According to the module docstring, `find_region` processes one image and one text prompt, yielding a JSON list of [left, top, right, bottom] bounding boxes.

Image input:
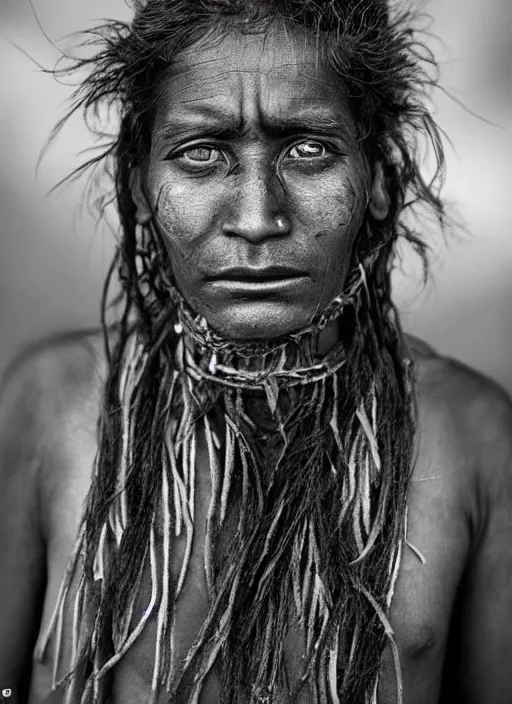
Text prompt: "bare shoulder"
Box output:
[[1, 328, 109, 443], [0, 328, 112, 531], [2, 327, 108, 402], [406, 334, 512, 518]]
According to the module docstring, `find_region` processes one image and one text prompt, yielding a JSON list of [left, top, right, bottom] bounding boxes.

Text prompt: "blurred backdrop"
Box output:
[[0, 0, 511, 390]]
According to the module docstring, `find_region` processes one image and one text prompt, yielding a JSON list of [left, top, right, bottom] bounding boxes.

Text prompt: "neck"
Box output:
[[215, 315, 346, 432]]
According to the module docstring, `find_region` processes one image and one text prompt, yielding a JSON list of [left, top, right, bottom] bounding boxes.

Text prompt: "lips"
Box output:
[[207, 266, 308, 281], [204, 266, 310, 298]]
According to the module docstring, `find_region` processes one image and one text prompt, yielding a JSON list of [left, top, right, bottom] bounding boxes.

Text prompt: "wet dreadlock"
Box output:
[[36, 1, 447, 703]]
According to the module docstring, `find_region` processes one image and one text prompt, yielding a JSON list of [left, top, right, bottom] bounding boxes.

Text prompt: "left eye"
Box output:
[[287, 141, 327, 159]]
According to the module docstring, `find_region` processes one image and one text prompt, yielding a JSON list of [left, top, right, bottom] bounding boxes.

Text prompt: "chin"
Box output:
[[201, 303, 311, 342]]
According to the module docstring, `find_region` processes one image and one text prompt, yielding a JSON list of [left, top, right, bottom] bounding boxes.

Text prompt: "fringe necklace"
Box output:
[[37, 262, 416, 704]]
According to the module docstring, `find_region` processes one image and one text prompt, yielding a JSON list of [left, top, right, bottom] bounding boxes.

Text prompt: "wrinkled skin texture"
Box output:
[[133, 25, 387, 342]]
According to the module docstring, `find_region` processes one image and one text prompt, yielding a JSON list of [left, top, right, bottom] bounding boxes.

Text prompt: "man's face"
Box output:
[[135, 24, 380, 341]]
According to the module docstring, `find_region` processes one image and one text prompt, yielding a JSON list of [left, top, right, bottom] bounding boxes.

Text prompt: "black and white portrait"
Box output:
[[0, 1, 511, 703]]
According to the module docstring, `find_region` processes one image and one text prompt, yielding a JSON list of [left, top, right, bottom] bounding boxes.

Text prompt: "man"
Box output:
[[1, 0, 511, 702]]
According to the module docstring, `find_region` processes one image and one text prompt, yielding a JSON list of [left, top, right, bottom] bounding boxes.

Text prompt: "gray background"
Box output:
[[0, 0, 511, 391]]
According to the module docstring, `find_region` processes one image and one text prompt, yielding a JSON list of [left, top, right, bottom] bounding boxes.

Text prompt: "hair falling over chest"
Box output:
[[36, 266, 416, 704]]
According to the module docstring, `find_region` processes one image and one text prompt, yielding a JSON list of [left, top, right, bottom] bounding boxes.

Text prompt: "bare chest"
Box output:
[[32, 427, 470, 704]]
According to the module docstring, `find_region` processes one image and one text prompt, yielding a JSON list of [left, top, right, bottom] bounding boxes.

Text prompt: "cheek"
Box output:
[[147, 172, 220, 273], [287, 156, 367, 228], [290, 173, 364, 265], [148, 168, 222, 243]]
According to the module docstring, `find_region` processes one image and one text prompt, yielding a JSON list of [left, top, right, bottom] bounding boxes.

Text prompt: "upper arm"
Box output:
[[454, 381, 512, 703], [0, 355, 50, 694]]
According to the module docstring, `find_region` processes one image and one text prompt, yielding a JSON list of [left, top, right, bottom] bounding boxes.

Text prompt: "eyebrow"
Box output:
[[154, 104, 352, 142], [264, 112, 346, 137]]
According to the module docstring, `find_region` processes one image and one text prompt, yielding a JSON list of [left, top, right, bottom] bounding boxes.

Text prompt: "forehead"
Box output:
[[152, 25, 356, 136]]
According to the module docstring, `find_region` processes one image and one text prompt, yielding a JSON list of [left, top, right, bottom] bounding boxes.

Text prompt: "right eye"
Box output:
[[176, 146, 223, 165]]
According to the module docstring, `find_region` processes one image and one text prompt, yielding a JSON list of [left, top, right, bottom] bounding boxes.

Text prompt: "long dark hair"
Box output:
[[37, 2, 447, 702]]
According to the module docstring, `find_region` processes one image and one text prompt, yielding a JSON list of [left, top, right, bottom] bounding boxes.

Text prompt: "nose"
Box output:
[[221, 163, 291, 243]]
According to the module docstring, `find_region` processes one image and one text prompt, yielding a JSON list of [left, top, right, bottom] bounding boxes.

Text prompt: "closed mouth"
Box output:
[[209, 267, 308, 281]]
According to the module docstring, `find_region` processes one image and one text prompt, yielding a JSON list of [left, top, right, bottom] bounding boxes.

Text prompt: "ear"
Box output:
[[368, 163, 389, 221], [130, 168, 152, 225]]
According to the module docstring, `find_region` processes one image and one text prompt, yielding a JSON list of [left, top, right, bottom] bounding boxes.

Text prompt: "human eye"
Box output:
[[286, 140, 329, 159], [175, 145, 224, 167]]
